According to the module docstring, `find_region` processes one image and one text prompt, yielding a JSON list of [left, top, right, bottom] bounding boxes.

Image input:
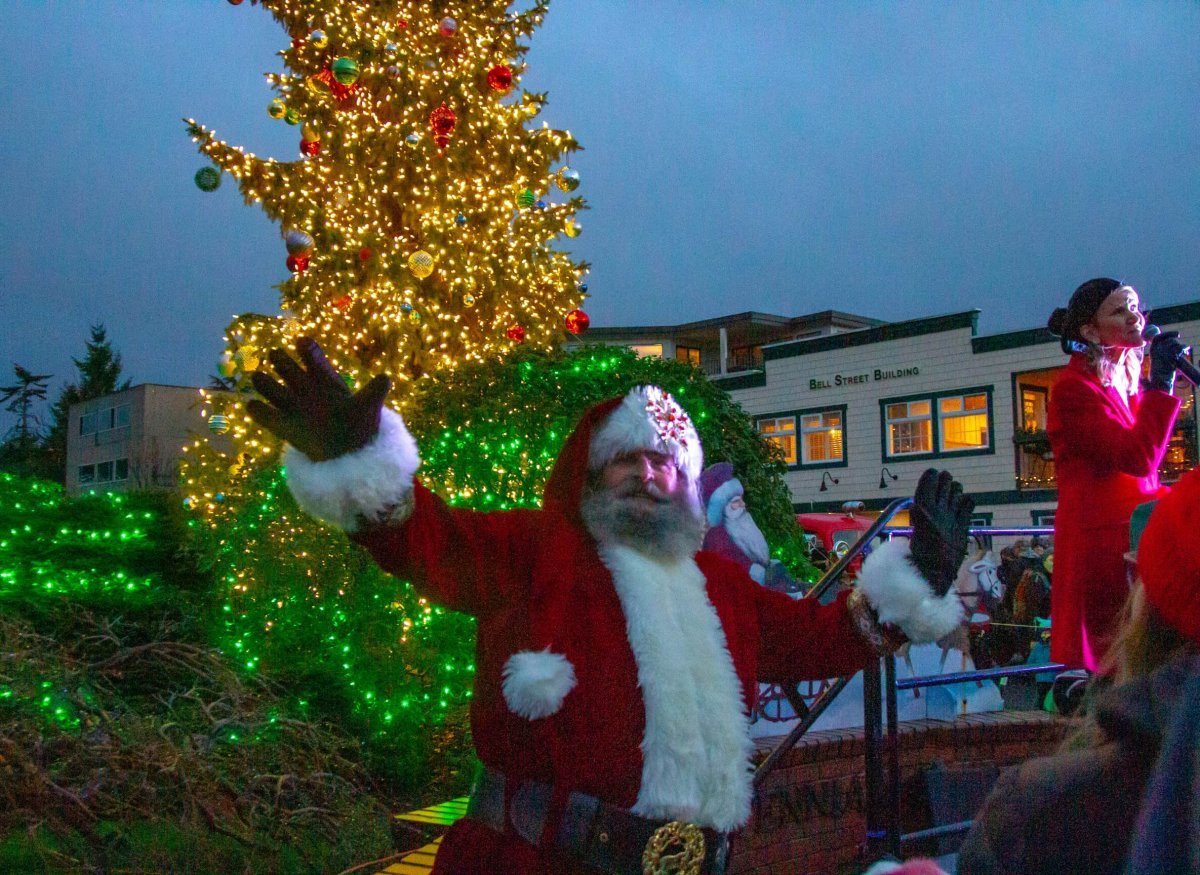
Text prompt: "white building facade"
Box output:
[[585, 302, 1200, 526]]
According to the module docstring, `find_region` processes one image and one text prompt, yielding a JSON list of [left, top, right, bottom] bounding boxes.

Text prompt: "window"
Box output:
[[939, 392, 989, 452], [78, 464, 95, 485], [758, 416, 797, 466], [676, 345, 700, 367], [885, 400, 933, 456], [630, 344, 663, 359], [80, 412, 96, 436], [800, 410, 844, 465], [1020, 386, 1048, 432], [759, 405, 847, 468], [96, 461, 113, 482], [114, 458, 129, 481], [1031, 509, 1056, 527], [115, 404, 131, 428], [881, 387, 994, 461]]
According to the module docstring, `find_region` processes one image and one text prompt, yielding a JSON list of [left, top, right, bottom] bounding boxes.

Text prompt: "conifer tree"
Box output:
[[43, 324, 131, 482]]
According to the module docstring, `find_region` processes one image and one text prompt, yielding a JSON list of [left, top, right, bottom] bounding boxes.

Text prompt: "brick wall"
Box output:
[[729, 709, 1069, 875]]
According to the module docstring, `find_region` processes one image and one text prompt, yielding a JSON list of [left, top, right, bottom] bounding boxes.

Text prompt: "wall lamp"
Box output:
[[879, 466, 899, 489], [819, 471, 839, 492]]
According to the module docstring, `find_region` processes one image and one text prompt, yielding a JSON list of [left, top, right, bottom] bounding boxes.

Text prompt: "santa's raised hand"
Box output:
[[246, 337, 390, 462]]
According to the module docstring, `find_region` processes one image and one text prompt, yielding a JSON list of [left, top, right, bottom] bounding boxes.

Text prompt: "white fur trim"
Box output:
[[283, 407, 419, 532], [856, 538, 965, 644], [598, 544, 753, 832], [705, 478, 744, 526], [589, 386, 703, 482], [501, 649, 577, 720]]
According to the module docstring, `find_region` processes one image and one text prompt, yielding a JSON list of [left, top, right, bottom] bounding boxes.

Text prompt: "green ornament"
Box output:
[[194, 167, 221, 192], [284, 107, 302, 125], [331, 57, 360, 85], [267, 99, 287, 119], [517, 188, 536, 208]]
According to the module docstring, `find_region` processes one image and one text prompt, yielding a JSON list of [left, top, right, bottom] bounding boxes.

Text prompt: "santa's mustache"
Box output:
[[613, 481, 672, 503]]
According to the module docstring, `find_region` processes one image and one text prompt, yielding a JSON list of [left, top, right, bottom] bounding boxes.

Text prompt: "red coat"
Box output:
[[351, 399, 875, 875], [1046, 355, 1179, 669]]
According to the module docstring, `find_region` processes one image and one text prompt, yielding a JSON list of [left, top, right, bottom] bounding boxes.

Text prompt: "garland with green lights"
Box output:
[[0, 473, 395, 872], [187, 346, 816, 799]]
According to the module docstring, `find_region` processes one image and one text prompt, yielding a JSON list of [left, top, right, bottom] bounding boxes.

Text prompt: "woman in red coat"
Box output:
[[1046, 277, 1183, 670]]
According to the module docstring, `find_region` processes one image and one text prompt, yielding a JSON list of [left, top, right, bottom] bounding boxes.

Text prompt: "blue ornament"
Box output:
[[534, 199, 546, 210], [214, 493, 225, 503], [578, 283, 588, 293], [455, 213, 467, 226]]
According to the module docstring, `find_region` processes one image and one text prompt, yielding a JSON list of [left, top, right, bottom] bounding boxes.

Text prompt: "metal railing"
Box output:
[[753, 511, 1066, 862]]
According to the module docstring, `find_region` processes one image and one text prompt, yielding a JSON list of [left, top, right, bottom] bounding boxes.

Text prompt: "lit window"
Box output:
[[885, 400, 933, 456], [939, 392, 989, 452], [758, 416, 797, 465], [800, 410, 844, 465], [630, 344, 663, 359], [676, 346, 700, 367]]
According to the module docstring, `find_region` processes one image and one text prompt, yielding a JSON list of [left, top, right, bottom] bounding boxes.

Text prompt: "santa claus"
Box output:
[[247, 339, 971, 875], [699, 462, 800, 593]]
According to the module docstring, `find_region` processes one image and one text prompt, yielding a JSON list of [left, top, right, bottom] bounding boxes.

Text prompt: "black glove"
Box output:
[[245, 337, 390, 462], [1148, 330, 1187, 393], [909, 469, 974, 597]]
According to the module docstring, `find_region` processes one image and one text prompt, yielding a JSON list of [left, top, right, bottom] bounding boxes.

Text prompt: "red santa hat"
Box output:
[[586, 385, 703, 483], [1137, 466, 1200, 645]]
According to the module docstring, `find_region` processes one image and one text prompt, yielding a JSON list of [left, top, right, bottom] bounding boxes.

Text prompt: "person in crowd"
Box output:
[[698, 461, 803, 594], [957, 465, 1200, 874], [1044, 277, 1184, 671], [245, 337, 973, 875]]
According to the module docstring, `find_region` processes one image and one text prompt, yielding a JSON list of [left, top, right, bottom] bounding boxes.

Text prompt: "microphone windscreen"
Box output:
[[1143, 323, 1162, 342]]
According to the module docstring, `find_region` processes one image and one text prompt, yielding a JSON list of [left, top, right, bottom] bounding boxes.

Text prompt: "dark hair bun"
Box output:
[[1047, 307, 1068, 336]]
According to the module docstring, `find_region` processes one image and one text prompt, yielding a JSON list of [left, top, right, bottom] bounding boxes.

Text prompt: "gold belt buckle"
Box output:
[[641, 820, 705, 875]]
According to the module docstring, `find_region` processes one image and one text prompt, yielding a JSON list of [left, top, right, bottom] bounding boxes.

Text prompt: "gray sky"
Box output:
[[2, 2, 1198, 431]]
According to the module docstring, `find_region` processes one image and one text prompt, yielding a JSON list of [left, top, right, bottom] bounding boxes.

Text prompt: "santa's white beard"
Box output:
[[722, 505, 770, 565], [580, 480, 705, 562]]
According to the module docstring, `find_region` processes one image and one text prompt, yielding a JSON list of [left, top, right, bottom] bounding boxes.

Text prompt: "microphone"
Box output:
[[1143, 323, 1200, 386]]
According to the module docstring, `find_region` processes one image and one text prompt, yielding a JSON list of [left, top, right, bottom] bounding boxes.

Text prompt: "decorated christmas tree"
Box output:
[[186, 0, 587, 395], [180, 0, 591, 794]]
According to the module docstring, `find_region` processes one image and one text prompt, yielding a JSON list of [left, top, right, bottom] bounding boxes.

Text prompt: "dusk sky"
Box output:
[[2, 2, 1198, 431]]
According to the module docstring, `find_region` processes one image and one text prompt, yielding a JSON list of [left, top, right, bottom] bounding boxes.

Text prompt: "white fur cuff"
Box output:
[[856, 538, 964, 644], [502, 649, 577, 720], [283, 407, 420, 532]]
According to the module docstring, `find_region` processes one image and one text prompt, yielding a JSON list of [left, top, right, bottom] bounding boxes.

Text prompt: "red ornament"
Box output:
[[313, 67, 357, 106], [333, 294, 352, 310], [487, 65, 513, 93], [435, 135, 450, 150], [227, 0, 244, 5], [358, 246, 373, 262], [299, 139, 321, 156], [286, 254, 310, 273], [397, 19, 408, 30], [565, 308, 590, 335], [506, 324, 526, 343], [429, 104, 457, 137]]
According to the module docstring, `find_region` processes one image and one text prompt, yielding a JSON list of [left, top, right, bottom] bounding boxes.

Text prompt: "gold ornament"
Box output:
[[408, 250, 435, 278], [641, 821, 705, 875], [309, 29, 328, 49], [563, 222, 582, 238], [463, 294, 476, 307]]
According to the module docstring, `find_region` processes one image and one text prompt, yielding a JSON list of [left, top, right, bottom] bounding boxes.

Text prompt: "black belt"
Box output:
[[467, 767, 728, 875]]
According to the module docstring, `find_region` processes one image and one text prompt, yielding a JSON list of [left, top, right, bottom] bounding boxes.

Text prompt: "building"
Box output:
[[66, 384, 208, 496], [581, 302, 1200, 527]]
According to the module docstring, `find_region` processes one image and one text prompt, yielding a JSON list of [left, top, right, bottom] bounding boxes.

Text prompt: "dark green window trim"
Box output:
[[757, 404, 849, 471], [1030, 509, 1056, 526], [878, 385, 996, 463]]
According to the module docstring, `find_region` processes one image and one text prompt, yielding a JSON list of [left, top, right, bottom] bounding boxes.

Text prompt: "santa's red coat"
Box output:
[[348, 399, 876, 875], [1047, 354, 1179, 669]]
